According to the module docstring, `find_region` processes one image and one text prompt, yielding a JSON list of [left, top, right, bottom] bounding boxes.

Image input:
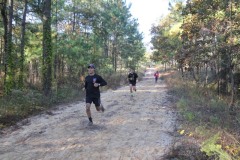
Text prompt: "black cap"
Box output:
[[88, 64, 95, 69]]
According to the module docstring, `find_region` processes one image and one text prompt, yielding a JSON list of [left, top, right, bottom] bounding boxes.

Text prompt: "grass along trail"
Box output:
[[0, 68, 177, 159]]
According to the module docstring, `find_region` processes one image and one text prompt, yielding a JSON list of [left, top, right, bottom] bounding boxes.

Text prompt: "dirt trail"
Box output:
[[0, 68, 177, 160]]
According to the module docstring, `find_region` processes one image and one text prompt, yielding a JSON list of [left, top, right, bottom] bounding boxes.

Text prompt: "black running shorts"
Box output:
[[129, 82, 136, 86], [86, 97, 101, 106]]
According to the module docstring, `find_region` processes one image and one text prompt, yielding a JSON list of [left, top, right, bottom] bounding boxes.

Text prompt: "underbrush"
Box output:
[[0, 87, 83, 129], [99, 69, 145, 90], [164, 71, 240, 160]]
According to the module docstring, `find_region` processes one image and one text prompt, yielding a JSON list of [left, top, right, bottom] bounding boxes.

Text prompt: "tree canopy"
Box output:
[[0, 0, 146, 95], [151, 0, 240, 102]]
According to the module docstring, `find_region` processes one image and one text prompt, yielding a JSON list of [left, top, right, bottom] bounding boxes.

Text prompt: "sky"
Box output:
[[125, 0, 170, 51]]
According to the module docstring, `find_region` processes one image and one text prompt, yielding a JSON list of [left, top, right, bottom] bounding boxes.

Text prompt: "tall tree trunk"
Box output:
[[104, 40, 108, 57], [114, 52, 117, 72], [1, 1, 8, 93], [229, 0, 235, 108], [112, 35, 118, 72], [205, 63, 208, 86], [229, 64, 234, 107], [42, 0, 52, 96], [0, 37, 2, 77], [8, 0, 14, 89], [114, 41, 118, 72], [112, 43, 115, 70], [2, 0, 14, 94], [19, 0, 28, 89], [54, 55, 57, 79], [53, 0, 59, 90], [72, 0, 76, 32], [219, 48, 228, 95]]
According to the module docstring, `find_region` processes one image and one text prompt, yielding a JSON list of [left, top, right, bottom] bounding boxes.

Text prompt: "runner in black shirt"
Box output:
[[84, 64, 107, 126], [128, 69, 138, 96]]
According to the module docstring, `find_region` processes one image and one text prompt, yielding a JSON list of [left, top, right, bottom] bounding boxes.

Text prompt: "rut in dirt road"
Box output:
[[0, 69, 177, 160]]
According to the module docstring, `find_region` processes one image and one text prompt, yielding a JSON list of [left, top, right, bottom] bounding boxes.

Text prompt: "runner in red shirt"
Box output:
[[154, 71, 160, 83]]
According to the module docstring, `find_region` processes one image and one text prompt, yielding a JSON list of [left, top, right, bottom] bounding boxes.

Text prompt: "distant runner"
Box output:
[[154, 71, 160, 83], [128, 69, 138, 96], [84, 64, 107, 126]]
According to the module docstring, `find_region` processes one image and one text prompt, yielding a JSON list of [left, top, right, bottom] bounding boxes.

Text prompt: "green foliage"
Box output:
[[195, 125, 210, 137], [209, 115, 220, 125], [165, 71, 240, 159], [0, 0, 146, 96], [153, 0, 240, 97], [150, 1, 183, 63], [209, 99, 227, 113], [201, 133, 232, 160], [177, 98, 196, 121], [0, 89, 44, 128], [52, 87, 82, 104], [184, 111, 196, 122], [176, 98, 188, 112], [104, 73, 127, 89], [0, 87, 83, 127]]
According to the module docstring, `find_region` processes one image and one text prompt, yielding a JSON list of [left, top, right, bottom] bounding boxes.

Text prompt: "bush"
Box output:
[[176, 98, 188, 112], [164, 70, 240, 160], [201, 133, 232, 160], [209, 115, 220, 125], [184, 111, 196, 122], [0, 87, 83, 128]]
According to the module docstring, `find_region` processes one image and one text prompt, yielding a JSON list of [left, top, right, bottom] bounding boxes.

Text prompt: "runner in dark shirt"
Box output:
[[84, 64, 107, 126], [128, 69, 138, 96]]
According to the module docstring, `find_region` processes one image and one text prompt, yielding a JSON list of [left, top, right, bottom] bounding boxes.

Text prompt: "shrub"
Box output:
[[209, 115, 221, 126], [184, 111, 196, 122], [176, 98, 188, 112], [201, 133, 232, 160], [164, 70, 240, 159]]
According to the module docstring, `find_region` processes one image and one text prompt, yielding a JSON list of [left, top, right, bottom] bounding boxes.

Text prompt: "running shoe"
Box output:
[[88, 121, 93, 126], [100, 104, 105, 112]]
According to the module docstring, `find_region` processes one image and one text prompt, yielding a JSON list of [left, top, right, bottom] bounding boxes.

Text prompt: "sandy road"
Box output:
[[0, 68, 177, 160]]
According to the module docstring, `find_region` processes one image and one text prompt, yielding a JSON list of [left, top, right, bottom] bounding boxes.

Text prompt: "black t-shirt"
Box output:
[[128, 72, 138, 83], [84, 74, 107, 98]]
